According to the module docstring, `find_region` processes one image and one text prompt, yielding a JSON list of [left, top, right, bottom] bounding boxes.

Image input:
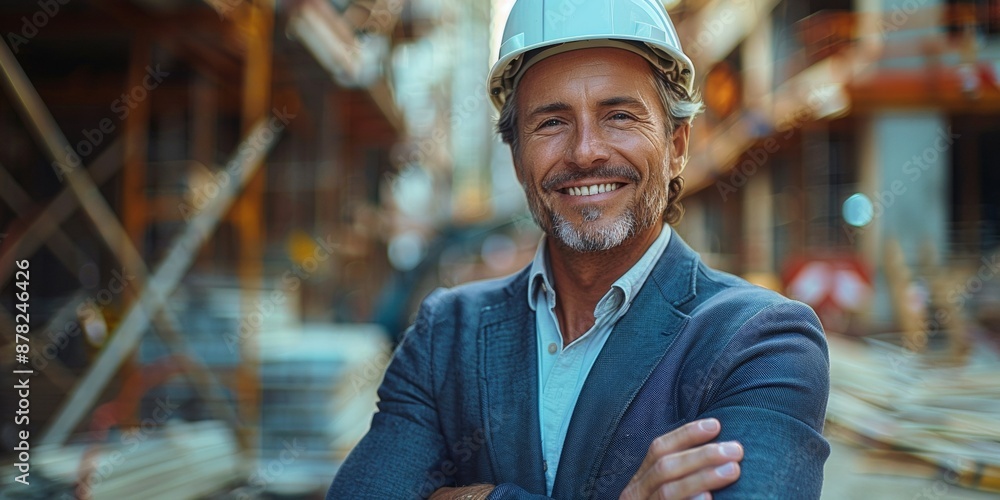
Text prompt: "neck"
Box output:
[[547, 223, 664, 344]]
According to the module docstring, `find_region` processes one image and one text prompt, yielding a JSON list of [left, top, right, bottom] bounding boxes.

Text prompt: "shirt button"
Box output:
[[548, 343, 558, 354]]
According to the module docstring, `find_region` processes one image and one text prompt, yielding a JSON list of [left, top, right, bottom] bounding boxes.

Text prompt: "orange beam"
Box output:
[[849, 68, 1000, 111], [119, 34, 154, 428], [121, 35, 152, 259], [232, 0, 273, 454]]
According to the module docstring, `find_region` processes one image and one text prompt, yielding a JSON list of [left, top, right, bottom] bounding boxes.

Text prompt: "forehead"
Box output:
[[515, 47, 658, 110]]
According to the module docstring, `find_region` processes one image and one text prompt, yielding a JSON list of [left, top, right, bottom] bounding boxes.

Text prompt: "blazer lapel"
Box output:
[[479, 272, 547, 493], [552, 234, 700, 498]]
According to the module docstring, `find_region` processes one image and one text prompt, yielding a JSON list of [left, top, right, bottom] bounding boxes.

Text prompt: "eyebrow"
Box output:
[[526, 96, 648, 121], [527, 101, 571, 120], [597, 96, 647, 109]]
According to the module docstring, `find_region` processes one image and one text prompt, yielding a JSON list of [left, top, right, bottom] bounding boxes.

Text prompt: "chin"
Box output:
[[551, 214, 636, 253]]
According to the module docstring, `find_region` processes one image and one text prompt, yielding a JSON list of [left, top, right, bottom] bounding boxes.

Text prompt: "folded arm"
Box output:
[[618, 300, 829, 500], [327, 291, 455, 499], [694, 301, 831, 499], [327, 291, 551, 500]]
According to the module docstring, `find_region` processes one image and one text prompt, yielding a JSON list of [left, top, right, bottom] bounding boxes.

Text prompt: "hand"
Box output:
[[619, 418, 743, 500], [429, 484, 495, 500]]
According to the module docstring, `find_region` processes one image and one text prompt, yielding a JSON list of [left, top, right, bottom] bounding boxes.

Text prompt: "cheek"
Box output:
[[518, 145, 558, 184], [514, 159, 534, 185], [512, 160, 526, 185], [613, 127, 665, 158], [619, 139, 669, 179]]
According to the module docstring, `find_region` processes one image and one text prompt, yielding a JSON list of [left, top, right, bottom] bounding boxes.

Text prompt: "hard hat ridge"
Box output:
[[488, 0, 695, 110]]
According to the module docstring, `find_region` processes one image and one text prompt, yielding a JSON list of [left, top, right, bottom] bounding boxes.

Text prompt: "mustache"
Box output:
[[541, 165, 641, 191]]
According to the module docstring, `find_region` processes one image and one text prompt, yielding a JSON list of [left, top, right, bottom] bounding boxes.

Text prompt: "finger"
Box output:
[[633, 419, 722, 479], [653, 462, 741, 500], [631, 441, 742, 499]]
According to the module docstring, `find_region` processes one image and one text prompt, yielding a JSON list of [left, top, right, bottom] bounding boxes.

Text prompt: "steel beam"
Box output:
[[1, 36, 279, 446], [0, 165, 92, 283], [40, 115, 281, 446], [0, 139, 123, 289], [0, 162, 241, 429]]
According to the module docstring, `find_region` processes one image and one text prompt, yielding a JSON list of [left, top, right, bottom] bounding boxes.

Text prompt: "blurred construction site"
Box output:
[[0, 0, 998, 498]]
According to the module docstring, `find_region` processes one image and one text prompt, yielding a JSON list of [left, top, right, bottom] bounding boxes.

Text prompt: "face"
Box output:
[[513, 48, 689, 253]]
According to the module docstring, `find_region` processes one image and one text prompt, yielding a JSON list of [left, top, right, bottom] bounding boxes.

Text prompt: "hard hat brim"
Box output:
[[488, 36, 694, 111]]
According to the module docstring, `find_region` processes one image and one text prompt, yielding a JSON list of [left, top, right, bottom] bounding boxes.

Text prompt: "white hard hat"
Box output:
[[488, 0, 695, 111]]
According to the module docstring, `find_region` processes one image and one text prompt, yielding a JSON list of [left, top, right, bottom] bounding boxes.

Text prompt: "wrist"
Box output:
[[429, 484, 496, 500], [460, 484, 495, 500]]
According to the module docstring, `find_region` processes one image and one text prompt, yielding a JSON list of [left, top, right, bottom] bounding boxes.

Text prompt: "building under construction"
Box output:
[[1, 0, 999, 498]]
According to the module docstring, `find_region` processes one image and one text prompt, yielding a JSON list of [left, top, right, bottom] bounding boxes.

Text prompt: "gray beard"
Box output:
[[520, 163, 667, 253], [550, 206, 637, 252]]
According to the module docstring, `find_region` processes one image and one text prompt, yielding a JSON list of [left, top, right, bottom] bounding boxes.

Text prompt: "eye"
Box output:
[[539, 118, 563, 128], [610, 112, 634, 121]]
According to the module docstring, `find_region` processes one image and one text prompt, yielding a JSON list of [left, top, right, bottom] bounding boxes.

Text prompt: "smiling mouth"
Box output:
[[561, 183, 624, 197]]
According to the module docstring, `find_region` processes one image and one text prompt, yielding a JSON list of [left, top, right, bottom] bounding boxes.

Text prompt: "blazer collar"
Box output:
[[479, 266, 547, 493], [552, 232, 700, 498], [648, 229, 700, 308]]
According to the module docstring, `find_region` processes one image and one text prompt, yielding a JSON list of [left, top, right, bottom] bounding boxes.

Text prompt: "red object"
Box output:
[[782, 256, 873, 313]]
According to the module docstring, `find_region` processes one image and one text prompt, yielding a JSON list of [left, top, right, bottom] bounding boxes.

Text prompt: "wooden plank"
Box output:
[[32, 420, 242, 499], [826, 335, 1000, 493]]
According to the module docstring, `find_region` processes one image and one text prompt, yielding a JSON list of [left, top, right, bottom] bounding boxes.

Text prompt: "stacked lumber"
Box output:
[[256, 323, 390, 496], [2, 420, 243, 499], [826, 334, 1000, 492]]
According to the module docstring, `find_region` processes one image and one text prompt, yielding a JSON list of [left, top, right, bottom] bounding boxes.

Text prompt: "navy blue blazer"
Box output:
[[328, 234, 830, 499]]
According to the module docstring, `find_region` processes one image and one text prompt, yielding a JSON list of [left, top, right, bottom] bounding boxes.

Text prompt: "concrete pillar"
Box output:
[[743, 167, 774, 274], [868, 111, 952, 325], [451, 1, 493, 220]]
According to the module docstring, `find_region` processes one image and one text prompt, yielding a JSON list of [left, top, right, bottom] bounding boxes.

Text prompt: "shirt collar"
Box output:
[[526, 225, 673, 315], [527, 237, 553, 312]]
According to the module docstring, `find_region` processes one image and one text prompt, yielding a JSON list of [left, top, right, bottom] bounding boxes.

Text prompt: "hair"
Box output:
[[496, 61, 704, 225]]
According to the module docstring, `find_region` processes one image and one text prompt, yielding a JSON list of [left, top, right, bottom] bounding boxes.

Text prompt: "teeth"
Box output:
[[566, 183, 621, 196]]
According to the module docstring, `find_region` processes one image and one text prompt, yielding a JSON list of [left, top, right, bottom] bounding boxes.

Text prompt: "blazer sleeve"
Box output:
[[697, 300, 831, 500], [327, 291, 453, 499]]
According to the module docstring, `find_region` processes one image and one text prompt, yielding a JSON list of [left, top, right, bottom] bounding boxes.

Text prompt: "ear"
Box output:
[[669, 121, 691, 177]]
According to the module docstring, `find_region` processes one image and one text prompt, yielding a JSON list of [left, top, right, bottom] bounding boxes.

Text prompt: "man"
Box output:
[[328, 0, 830, 498]]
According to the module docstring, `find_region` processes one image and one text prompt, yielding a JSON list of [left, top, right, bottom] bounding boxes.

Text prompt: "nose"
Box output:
[[566, 116, 611, 169]]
